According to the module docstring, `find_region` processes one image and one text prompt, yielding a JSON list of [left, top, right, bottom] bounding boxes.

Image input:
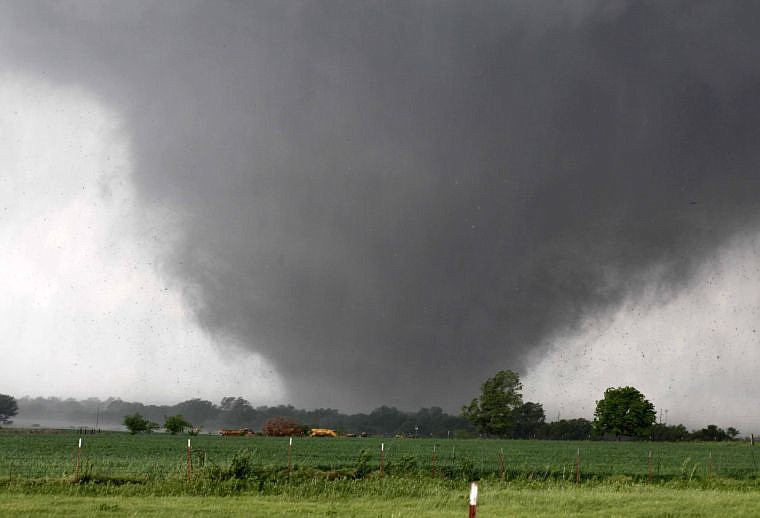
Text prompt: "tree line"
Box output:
[[10, 395, 474, 437], [0, 377, 744, 441], [460, 370, 742, 441]]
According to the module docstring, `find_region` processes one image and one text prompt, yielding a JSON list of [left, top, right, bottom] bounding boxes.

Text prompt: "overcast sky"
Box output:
[[2, 1, 760, 431]]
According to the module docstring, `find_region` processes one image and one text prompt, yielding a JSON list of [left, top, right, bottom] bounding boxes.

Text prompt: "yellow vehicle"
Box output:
[[309, 428, 337, 437]]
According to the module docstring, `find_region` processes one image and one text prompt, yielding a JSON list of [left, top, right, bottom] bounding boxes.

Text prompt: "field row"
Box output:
[[1, 432, 758, 482]]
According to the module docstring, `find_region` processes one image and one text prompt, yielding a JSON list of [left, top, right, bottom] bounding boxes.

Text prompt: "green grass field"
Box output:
[[3, 483, 760, 517], [2, 431, 760, 516], [1, 431, 757, 481]]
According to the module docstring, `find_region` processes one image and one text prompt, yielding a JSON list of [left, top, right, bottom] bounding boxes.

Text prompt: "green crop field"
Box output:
[[1, 430, 758, 481], [2, 430, 760, 516]]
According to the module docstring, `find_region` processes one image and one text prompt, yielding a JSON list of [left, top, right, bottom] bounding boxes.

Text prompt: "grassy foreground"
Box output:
[[2, 484, 760, 517]]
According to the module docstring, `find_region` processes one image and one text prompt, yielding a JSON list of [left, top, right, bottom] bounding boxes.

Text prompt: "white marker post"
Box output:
[[75, 437, 82, 481], [380, 442, 385, 476], [288, 436, 293, 477], [468, 482, 478, 518], [186, 438, 192, 481]]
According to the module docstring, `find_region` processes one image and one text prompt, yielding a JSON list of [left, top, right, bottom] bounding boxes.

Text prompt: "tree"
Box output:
[[0, 394, 18, 424], [262, 416, 304, 437], [365, 406, 407, 435], [691, 424, 730, 441], [172, 399, 218, 426], [462, 370, 524, 437], [593, 386, 656, 439], [538, 418, 593, 440], [164, 414, 192, 435], [123, 413, 159, 434], [650, 423, 689, 441], [218, 397, 259, 428], [512, 402, 546, 439]]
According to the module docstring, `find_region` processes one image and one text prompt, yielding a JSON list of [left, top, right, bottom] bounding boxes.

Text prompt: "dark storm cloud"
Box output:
[[3, 1, 760, 409]]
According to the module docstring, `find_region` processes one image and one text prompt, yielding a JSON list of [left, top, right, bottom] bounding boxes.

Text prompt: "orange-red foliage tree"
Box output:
[[262, 416, 304, 437]]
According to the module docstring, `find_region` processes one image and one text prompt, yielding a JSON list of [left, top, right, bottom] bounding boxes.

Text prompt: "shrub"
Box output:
[[394, 454, 418, 475], [354, 449, 372, 479], [227, 449, 256, 480], [123, 413, 159, 434], [164, 414, 192, 435]]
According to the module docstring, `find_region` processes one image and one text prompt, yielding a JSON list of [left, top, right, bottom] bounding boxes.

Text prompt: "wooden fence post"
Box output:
[[648, 451, 653, 483], [575, 448, 580, 484]]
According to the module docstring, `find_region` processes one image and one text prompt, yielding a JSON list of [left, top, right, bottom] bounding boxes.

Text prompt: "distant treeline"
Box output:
[[18, 396, 475, 437], [14, 396, 740, 441], [17, 396, 590, 438]]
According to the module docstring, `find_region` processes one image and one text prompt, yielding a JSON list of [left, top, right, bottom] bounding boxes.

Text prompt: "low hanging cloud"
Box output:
[[524, 230, 760, 432], [0, 74, 283, 404], [1, 2, 760, 414]]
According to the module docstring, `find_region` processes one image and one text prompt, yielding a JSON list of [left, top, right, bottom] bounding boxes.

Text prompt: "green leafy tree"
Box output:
[[123, 413, 159, 434], [164, 414, 192, 435], [691, 424, 731, 441], [0, 394, 18, 424], [462, 370, 524, 437], [218, 397, 258, 428], [538, 418, 593, 440], [650, 423, 689, 441], [593, 386, 656, 439], [512, 402, 546, 439], [172, 399, 218, 426]]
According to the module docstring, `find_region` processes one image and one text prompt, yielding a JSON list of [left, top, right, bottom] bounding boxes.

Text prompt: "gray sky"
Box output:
[[2, 1, 760, 430]]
